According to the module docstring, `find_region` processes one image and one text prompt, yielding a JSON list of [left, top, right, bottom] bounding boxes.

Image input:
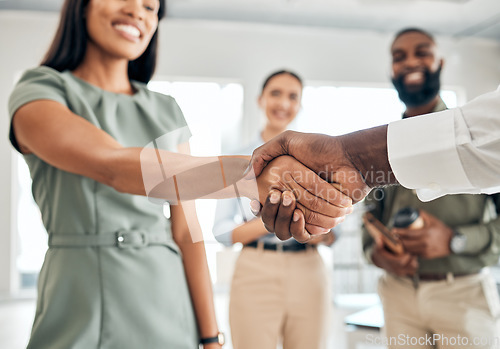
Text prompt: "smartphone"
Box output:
[[363, 212, 404, 255]]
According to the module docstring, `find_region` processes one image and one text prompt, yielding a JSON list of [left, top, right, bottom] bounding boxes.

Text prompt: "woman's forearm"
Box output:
[[231, 219, 270, 245], [171, 205, 220, 341], [178, 241, 220, 339], [13, 101, 254, 202], [106, 147, 252, 201]]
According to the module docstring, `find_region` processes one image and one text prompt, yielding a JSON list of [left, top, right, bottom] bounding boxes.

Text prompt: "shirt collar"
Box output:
[[402, 96, 447, 119]]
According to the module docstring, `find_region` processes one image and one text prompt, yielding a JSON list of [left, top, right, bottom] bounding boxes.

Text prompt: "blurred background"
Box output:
[[1, 1, 499, 348]]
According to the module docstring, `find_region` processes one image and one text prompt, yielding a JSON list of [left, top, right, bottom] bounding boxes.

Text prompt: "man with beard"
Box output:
[[361, 28, 500, 348]]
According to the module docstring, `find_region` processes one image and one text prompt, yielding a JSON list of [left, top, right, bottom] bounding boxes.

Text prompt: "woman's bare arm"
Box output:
[[13, 100, 352, 231]]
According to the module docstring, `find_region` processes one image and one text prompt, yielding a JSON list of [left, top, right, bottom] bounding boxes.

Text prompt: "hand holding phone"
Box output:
[[363, 212, 404, 255]]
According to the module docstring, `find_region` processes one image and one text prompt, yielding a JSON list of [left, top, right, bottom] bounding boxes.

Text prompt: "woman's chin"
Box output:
[[269, 119, 291, 130]]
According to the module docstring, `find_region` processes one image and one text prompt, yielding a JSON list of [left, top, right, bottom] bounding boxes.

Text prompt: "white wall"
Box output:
[[1, 11, 499, 295]]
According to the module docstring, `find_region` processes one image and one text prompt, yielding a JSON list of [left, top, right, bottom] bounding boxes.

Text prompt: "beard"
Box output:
[[391, 66, 442, 108]]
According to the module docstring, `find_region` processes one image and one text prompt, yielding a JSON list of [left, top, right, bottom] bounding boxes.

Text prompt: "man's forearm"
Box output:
[[338, 125, 397, 187]]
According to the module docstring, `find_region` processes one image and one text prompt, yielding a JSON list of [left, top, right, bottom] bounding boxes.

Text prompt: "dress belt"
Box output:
[[48, 230, 173, 249], [245, 240, 314, 252]]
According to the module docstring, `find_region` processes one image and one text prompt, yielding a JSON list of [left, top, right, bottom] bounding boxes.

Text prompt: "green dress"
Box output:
[[8, 66, 199, 349]]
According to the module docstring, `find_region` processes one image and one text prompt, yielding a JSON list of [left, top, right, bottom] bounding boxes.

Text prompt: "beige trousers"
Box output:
[[229, 246, 331, 349], [378, 271, 500, 349]]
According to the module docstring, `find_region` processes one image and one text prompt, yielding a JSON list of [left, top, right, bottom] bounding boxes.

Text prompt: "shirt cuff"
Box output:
[[455, 225, 491, 255], [387, 109, 474, 202]]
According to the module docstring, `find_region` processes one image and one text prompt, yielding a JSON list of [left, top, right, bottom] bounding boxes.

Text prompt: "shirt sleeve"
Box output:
[[168, 97, 192, 146], [455, 219, 499, 256], [154, 95, 191, 147], [8, 66, 68, 152], [388, 86, 500, 201], [8, 66, 68, 117], [213, 196, 255, 247], [212, 198, 239, 247], [454, 197, 500, 266], [458, 196, 500, 257]]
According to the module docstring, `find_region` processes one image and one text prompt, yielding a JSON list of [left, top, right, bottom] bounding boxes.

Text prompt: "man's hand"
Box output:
[[392, 210, 453, 259], [371, 243, 419, 277]]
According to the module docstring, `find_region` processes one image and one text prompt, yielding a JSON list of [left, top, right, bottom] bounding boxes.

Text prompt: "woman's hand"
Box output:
[[307, 230, 336, 246], [250, 155, 353, 242]]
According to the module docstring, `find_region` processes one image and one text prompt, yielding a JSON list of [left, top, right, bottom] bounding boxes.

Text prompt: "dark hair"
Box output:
[[261, 70, 303, 93], [392, 27, 435, 45], [41, 0, 166, 83]]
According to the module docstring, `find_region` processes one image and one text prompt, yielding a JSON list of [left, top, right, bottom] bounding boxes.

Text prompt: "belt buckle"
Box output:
[[116, 230, 148, 248]]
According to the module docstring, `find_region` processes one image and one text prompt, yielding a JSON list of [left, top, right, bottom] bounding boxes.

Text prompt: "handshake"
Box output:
[[142, 126, 396, 243], [246, 128, 395, 242]]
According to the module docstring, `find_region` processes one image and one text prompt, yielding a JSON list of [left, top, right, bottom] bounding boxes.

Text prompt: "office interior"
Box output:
[[1, 0, 500, 348]]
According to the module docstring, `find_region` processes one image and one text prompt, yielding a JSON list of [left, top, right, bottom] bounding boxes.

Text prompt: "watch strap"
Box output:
[[200, 332, 225, 345], [200, 336, 219, 344]]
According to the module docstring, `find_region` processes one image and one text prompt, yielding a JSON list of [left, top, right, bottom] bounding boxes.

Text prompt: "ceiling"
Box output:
[[1, 0, 500, 42]]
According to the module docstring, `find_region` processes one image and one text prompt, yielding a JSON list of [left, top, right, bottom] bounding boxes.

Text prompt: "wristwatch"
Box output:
[[450, 230, 467, 254], [200, 332, 225, 346]]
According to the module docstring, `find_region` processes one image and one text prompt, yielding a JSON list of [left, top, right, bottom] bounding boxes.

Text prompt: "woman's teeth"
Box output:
[[114, 24, 140, 38]]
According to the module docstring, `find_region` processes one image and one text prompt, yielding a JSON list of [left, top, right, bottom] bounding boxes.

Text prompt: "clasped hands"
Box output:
[[247, 130, 379, 242], [249, 155, 353, 242]]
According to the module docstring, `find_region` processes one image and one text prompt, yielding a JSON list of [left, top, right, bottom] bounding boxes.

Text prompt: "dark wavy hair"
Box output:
[[261, 70, 303, 93], [41, 0, 166, 83]]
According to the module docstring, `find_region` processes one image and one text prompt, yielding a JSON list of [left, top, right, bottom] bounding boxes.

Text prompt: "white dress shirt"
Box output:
[[388, 85, 500, 201]]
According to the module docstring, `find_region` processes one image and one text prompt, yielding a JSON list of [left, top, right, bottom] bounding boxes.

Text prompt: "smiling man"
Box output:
[[390, 28, 444, 117], [362, 28, 500, 349]]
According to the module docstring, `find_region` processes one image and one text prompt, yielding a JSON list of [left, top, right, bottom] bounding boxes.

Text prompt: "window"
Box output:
[[16, 156, 47, 290], [148, 80, 245, 284], [296, 85, 458, 135]]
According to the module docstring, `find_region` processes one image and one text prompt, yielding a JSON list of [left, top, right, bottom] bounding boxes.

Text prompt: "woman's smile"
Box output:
[[113, 23, 142, 42]]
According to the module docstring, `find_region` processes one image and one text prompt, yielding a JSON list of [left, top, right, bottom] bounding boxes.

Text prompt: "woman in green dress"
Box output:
[[8, 0, 224, 347], [8, 1, 352, 348]]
